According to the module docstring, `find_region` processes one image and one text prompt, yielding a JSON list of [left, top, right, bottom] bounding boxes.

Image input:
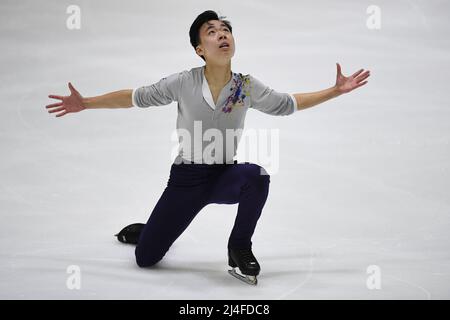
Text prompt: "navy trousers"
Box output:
[[135, 159, 271, 267]]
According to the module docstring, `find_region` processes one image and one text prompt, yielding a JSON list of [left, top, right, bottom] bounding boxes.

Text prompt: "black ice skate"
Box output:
[[115, 223, 145, 244], [228, 248, 260, 285]]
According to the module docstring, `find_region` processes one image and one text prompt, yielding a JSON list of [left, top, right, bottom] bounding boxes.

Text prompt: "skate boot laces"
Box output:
[[237, 248, 257, 264]]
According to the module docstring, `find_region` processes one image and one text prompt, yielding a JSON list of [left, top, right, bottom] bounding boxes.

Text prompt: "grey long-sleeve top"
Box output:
[[132, 65, 297, 164]]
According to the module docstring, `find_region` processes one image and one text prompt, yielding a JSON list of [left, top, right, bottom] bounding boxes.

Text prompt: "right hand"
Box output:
[[46, 82, 86, 117]]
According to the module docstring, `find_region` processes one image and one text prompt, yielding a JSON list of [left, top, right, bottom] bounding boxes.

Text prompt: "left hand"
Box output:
[[335, 63, 370, 94]]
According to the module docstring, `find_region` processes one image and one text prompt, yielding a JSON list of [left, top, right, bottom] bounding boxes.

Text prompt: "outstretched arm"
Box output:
[[46, 82, 133, 118], [293, 63, 370, 111]]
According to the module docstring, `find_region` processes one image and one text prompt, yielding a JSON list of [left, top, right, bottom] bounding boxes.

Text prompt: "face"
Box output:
[[196, 20, 235, 64]]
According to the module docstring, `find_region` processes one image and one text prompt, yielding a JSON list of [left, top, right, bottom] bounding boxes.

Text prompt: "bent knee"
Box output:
[[135, 247, 164, 268], [136, 255, 162, 268], [242, 163, 270, 182]]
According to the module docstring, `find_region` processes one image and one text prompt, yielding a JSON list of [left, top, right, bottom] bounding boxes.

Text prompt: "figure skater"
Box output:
[[45, 10, 370, 285]]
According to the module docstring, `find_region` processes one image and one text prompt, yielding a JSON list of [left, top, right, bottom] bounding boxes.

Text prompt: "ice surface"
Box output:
[[1, 0, 449, 299]]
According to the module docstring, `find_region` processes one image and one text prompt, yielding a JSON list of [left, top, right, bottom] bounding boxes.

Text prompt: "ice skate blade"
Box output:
[[228, 268, 258, 285]]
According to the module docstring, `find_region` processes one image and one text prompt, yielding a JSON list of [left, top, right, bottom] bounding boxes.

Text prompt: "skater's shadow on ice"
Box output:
[[147, 259, 359, 285], [141, 260, 225, 275], [140, 260, 243, 286]]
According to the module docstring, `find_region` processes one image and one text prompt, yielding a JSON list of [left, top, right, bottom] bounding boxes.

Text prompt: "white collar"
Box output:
[[201, 66, 234, 111], [202, 70, 216, 110]]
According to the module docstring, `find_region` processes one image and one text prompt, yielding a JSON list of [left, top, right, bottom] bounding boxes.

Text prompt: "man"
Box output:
[[46, 10, 370, 285]]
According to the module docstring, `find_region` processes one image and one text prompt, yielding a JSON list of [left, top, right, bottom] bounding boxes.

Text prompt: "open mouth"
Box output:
[[219, 43, 230, 49]]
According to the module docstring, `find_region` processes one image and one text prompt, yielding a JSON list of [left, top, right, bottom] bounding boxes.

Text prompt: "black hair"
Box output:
[[189, 10, 232, 61]]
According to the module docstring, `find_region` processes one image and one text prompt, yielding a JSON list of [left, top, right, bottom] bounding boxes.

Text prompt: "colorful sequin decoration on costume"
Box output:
[[222, 73, 251, 113]]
